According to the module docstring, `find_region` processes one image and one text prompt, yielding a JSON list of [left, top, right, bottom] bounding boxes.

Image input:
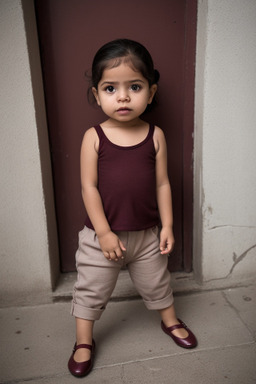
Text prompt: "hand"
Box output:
[[159, 227, 175, 255], [98, 231, 126, 261]]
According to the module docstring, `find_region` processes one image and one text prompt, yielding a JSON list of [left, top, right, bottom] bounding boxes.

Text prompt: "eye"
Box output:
[[105, 85, 115, 93], [130, 84, 141, 92]]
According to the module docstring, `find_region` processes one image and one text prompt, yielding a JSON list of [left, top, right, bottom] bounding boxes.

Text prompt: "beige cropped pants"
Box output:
[[71, 226, 174, 321]]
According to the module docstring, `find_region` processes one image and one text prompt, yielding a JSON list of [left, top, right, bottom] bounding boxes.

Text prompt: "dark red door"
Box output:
[[35, 0, 196, 273]]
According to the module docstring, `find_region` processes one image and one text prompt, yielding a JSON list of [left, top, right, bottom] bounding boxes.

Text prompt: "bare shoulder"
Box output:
[[83, 127, 98, 141], [81, 127, 99, 152], [153, 125, 165, 138], [153, 125, 166, 153]]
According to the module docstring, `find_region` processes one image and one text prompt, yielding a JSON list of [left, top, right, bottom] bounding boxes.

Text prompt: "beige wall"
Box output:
[[0, 0, 256, 305], [194, 0, 256, 284], [0, 0, 59, 305]]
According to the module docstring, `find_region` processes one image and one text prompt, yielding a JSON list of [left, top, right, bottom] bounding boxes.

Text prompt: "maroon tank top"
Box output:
[[85, 124, 159, 231]]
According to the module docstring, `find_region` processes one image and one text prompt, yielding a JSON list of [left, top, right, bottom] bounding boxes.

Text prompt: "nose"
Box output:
[[117, 89, 130, 102]]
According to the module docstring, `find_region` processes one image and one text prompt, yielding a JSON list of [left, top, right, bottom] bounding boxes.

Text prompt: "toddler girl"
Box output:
[[68, 39, 197, 378]]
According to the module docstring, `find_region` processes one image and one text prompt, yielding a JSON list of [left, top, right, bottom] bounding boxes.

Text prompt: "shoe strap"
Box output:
[[166, 320, 187, 332], [74, 343, 93, 352], [166, 323, 183, 332]]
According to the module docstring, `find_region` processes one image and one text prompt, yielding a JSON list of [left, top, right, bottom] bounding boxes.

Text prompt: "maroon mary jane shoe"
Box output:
[[161, 319, 197, 349], [68, 339, 96, 377]]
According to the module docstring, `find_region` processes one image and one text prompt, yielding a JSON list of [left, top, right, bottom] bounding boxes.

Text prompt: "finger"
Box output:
[[108, 251, 117, 260], [119, 240, 126, 252], [111, 240, 126, 260], [161, 248, 169, 255], [103, 252, 112, 261], [160, 241, 172, 255], [115, 247, 126, 260], [113, 247, 122, 258], [159, 239, 167, 252]]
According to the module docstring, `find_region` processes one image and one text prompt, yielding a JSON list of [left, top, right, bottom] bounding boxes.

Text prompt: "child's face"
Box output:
[[92, 61, 157, 123]]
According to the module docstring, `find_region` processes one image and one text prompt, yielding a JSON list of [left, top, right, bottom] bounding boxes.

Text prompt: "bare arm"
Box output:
[[154, 127, 175, 254], [80, 128, 126, 260]]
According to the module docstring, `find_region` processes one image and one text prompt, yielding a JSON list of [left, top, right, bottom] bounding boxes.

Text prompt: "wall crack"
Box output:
[[229, 244, 256, 275], [208, 225, 256, 231], [205, 244, 256, 283]]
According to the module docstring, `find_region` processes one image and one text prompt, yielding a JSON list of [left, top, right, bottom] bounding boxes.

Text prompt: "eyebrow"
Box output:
[[100, 79, 145, 86]]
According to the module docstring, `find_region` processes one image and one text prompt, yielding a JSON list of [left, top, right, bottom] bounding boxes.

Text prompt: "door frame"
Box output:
[[34, 0, 198, 274], [182, 0, 197, 272]]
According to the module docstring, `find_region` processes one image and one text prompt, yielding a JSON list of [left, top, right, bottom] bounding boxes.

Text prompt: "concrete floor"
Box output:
[[0, 283, 256, 383]]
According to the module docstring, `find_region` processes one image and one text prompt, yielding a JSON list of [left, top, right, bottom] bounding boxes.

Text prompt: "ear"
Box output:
[[148, 84, 157, 104], [92, 87, 101, 106]]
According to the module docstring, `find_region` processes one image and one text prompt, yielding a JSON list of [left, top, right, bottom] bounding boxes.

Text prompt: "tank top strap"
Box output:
[[148, 123, 155, 138], [94, 125, 106, 142]]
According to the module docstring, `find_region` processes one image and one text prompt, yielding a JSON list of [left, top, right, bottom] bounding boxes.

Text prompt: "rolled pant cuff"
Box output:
[[143, 292, 174, 311], [71, 301, 104, 321]]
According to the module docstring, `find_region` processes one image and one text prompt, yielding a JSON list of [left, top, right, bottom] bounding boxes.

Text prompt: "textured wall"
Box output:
[[0, 0, 58, 303], [194, 0, 256, 283]]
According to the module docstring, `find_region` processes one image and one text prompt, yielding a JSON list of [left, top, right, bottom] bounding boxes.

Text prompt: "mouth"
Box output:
[[117, 107, 132, 112], [116, 107, 132, 116]]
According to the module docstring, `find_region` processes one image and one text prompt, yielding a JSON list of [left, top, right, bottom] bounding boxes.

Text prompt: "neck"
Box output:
[[103, 117, 145, 129]]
